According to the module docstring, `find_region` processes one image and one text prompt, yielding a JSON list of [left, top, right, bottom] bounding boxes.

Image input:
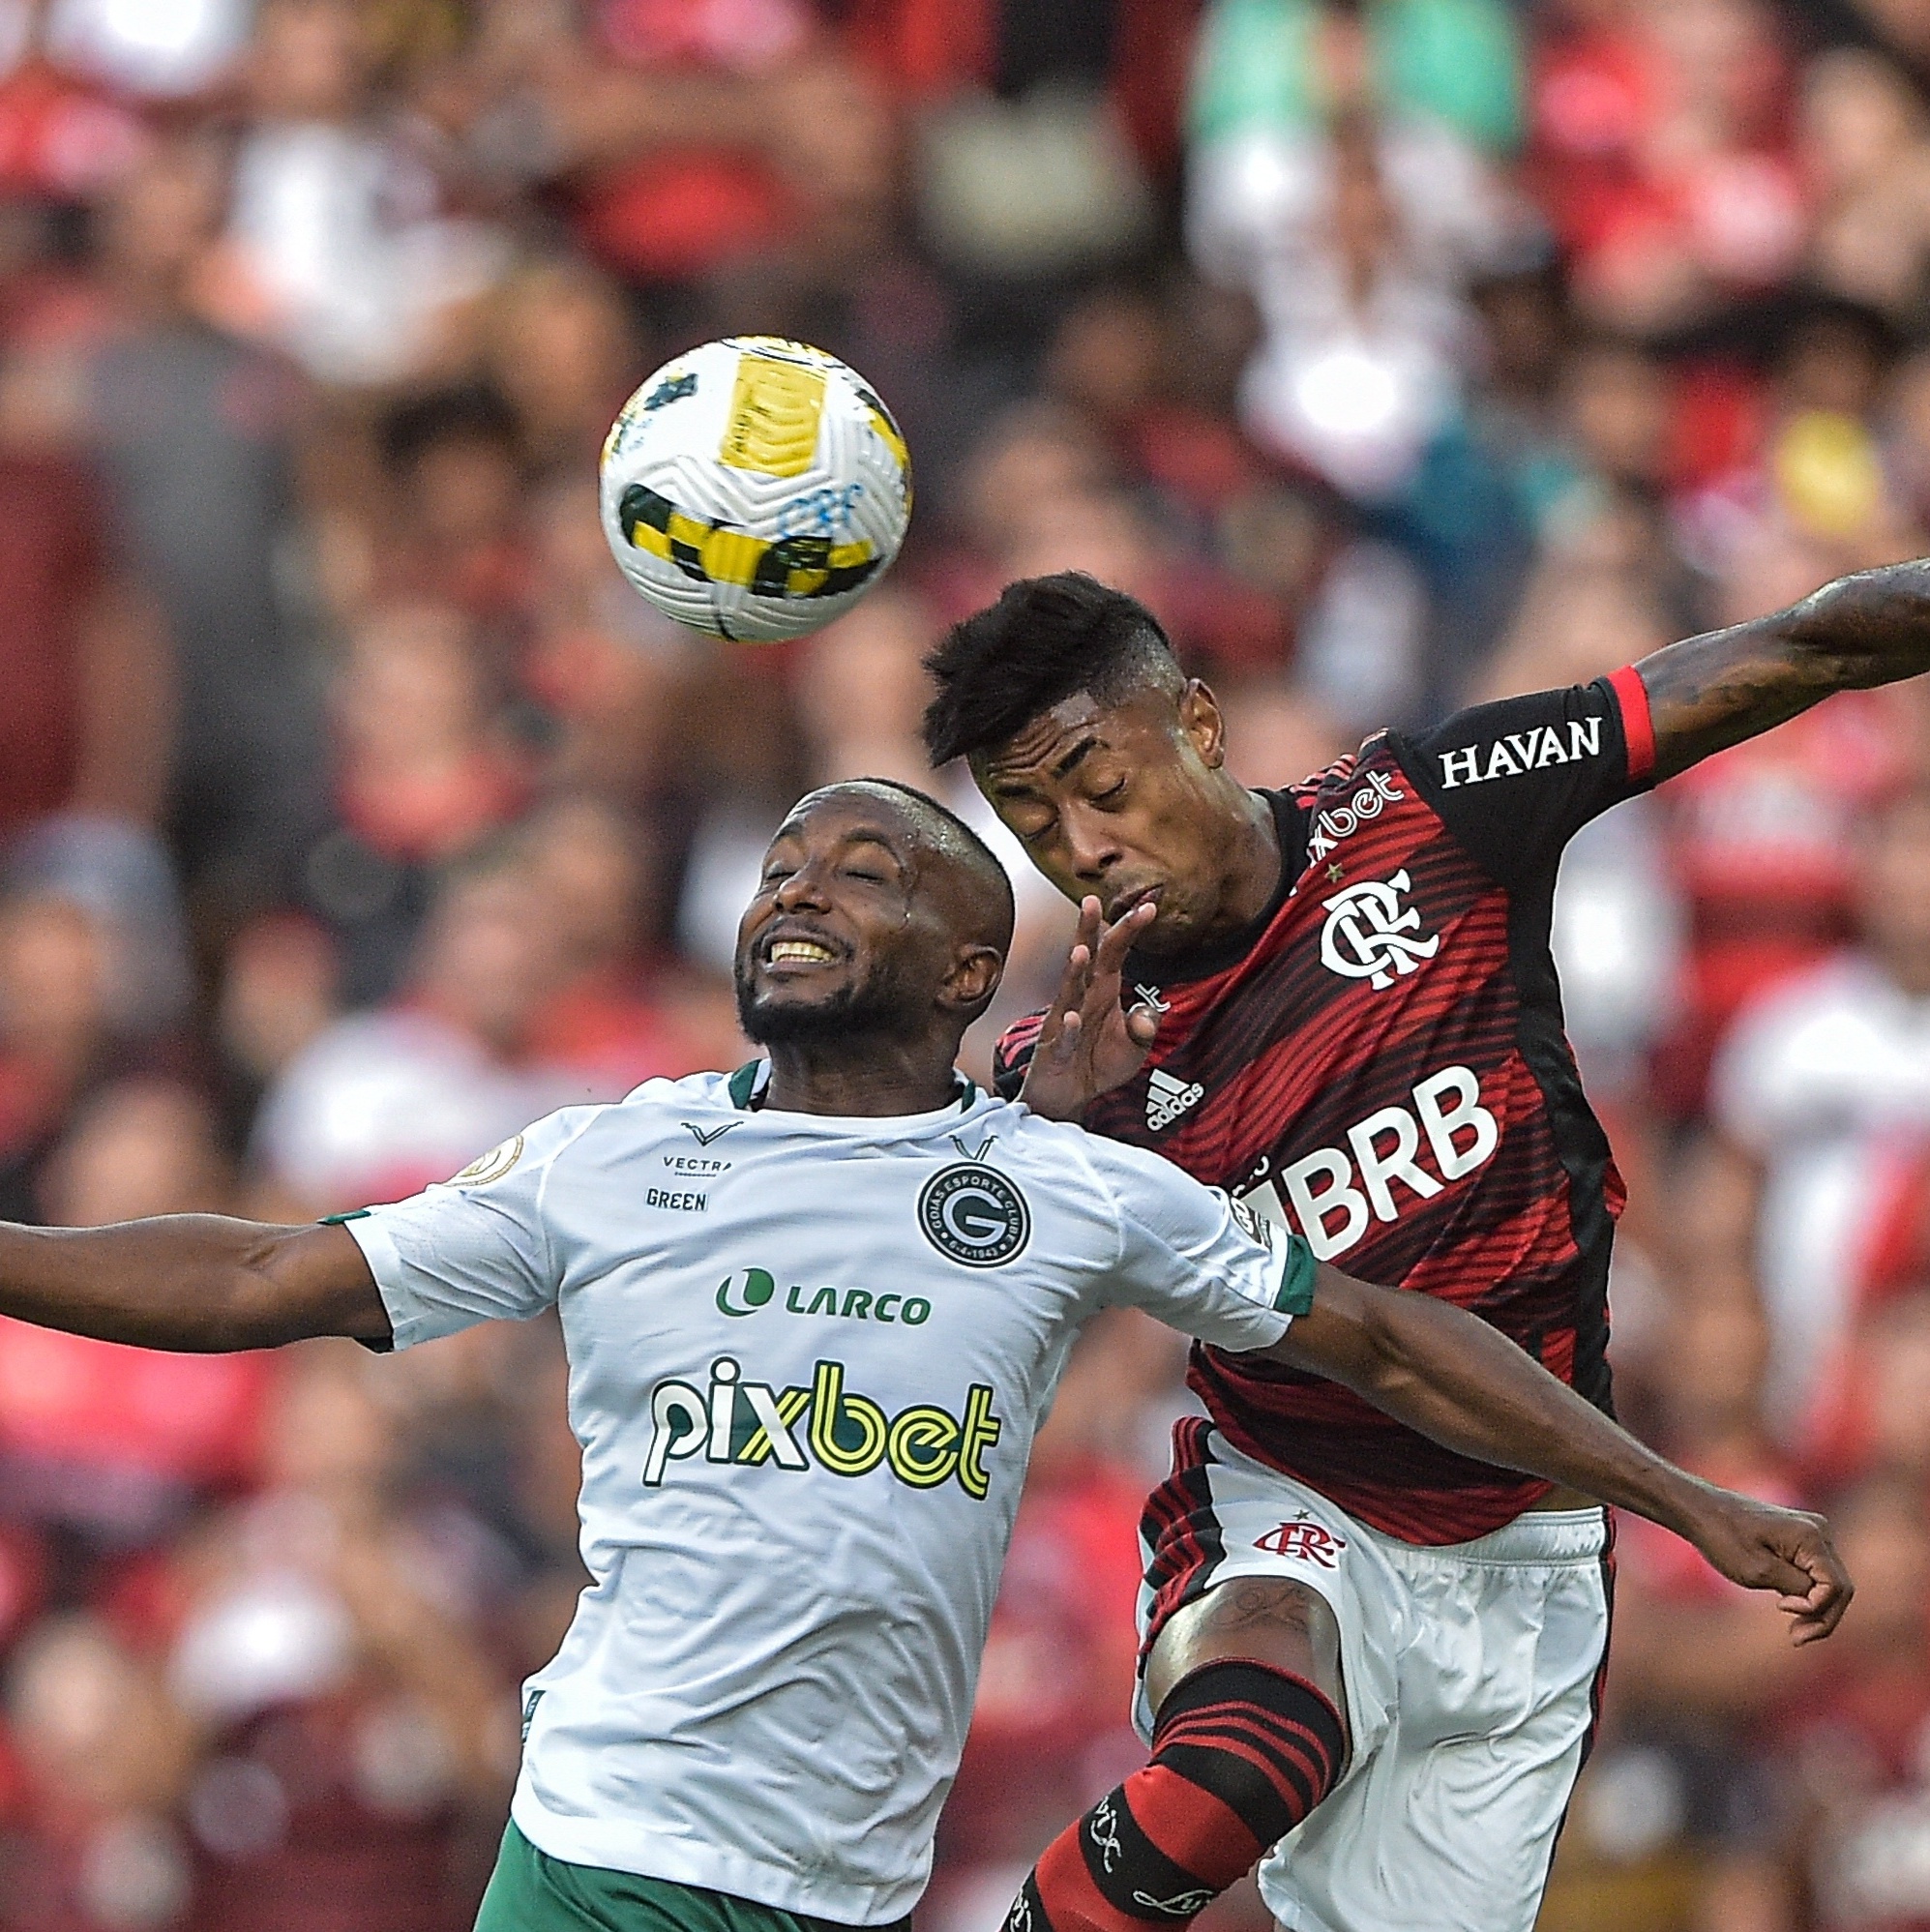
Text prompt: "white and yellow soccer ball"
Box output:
[[598, 337, 912, 643]]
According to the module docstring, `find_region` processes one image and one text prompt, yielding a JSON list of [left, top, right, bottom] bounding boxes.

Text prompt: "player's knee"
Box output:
[[1146, 1577, 1344, 1719], [1007, 1660, 1345, 1932], [1144, 1659, 1346, 1868]]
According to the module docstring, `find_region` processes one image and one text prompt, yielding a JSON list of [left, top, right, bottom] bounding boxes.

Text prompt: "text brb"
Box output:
[[1266, 1066, 1499, 1260]]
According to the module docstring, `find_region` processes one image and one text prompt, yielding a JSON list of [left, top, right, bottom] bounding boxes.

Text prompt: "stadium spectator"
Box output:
[[482, 257, 642, 479], [1528, 0, 1808, 335], [211, 0, 505, 387], [304, 599, 530, 1003], [1714, 788, 1930, 1457], [508, 792, 728, 1088], [0, 1080, 268, 1547], [81, 130, 323, 910], [1782, 1476, 1930, 1932], [0, 383, 169, 841], [173, 1347, 516, 1931], [0, 1613, 194, 1932], [252, 853, 581, 1217], [371, 387, 532, 630]]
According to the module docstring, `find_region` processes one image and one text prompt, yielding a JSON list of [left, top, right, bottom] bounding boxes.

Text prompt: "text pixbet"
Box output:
[[643, 1357, 1003, 1498]]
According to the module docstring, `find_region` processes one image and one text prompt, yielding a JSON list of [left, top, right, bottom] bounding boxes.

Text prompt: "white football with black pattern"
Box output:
[[598, 337, 913, 644]]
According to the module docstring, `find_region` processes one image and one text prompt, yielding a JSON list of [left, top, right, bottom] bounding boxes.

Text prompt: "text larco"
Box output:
[[715, 1267, 932, 1324]]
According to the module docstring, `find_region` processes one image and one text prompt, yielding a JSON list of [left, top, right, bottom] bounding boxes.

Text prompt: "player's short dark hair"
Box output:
[[833, 777, 1016, 956], [920, 572, 1182, 767], [378, 383, 522, 477]]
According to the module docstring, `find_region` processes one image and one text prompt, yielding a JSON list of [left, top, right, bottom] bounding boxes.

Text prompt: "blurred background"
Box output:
[[0, 0, 1921, 1928]]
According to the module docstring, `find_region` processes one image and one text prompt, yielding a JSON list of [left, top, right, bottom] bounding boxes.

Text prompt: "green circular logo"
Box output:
[[717, 1267, 777, 1316], [917, 1164, 1030, 1268]]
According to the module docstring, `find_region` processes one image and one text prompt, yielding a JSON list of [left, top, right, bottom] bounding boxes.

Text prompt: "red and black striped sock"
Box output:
[[1005, 1661, 1344, 1932]]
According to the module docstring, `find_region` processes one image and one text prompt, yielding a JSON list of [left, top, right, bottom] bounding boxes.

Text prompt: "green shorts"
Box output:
[[473, 1822, 908, 1932]]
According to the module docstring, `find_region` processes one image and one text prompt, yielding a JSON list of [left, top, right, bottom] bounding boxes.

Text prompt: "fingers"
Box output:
[[1040, 899, 1105, 1050], [1076, 896, 1103, 959], [1777, 1527, 1854, 1644], [1092, 899, 1156, 980]]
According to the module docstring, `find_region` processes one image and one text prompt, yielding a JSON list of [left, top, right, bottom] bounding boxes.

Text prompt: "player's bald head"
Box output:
[[791, 779, 1016, 956]]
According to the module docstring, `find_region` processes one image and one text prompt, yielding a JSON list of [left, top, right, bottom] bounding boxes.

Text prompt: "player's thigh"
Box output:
[[1135, 1438, 1402, 1766], [1394, 1548, 1611, 1927], [1145, 1576, 1347, 1737], [1256, 1531, 1611, 1932]]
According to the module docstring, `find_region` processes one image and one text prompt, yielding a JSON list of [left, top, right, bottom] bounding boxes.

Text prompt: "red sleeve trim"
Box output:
[[1607, 665, 1655, 783]]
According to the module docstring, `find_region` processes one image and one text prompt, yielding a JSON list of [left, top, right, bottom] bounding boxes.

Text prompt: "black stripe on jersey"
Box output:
[[1393, 744, 1622, 1417], [1505, 877, 1618, 1412]]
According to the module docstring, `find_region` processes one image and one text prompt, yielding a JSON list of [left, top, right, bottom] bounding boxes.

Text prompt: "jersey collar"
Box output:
[[727, 1060, 980, 1114]]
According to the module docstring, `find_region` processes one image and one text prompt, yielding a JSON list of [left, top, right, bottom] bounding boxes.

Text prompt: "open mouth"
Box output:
[[1107, 884, 1163, 924], [759, 931, 846, 970]]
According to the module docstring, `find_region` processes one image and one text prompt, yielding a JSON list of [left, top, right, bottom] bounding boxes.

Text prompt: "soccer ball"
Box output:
[[599, 337, 913, 643]]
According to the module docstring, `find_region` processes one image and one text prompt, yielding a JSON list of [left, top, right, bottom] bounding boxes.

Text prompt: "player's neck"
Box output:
[[1218, 783, 1285, 928], [759, 1039, 964, 1118]]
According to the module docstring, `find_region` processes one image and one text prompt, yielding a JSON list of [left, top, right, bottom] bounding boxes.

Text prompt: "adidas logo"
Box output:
[[1145, 1067, 1204, 1132]]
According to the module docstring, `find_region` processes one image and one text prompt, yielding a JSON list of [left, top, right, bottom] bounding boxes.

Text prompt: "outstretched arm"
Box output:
[[1264, 1265, 1852, 1642], [1641, 557, 1930, 782], [0, 1217, 390, 1352]]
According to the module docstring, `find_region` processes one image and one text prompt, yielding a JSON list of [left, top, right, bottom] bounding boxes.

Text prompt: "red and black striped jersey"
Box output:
[[995, 671, 1658, 1544]]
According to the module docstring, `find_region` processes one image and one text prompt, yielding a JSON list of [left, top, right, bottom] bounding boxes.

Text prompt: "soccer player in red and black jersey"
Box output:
[[921, 567, 1914, 1932]]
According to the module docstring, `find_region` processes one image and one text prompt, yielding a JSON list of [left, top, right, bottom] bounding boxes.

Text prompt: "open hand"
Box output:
[[1685, 1486, 1853, 1645], [1019, 896, 1162, 1122]]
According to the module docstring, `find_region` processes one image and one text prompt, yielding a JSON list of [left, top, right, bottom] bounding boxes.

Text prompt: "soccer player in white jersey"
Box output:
[[0, 780, 1847, 1932]]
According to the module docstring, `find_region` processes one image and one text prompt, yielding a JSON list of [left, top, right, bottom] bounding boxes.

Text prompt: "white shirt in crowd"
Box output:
[[1714, 950, 1930, 1432], [344, 1065, 1299, 1924]]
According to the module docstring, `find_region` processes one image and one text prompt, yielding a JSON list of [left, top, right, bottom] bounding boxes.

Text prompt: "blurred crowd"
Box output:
[[0, 1, 1924, 1928]]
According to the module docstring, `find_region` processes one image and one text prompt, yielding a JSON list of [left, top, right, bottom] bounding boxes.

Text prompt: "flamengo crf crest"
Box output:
[[1319, 870, 1440, 991], [1254, 1513, 1346, 1567]]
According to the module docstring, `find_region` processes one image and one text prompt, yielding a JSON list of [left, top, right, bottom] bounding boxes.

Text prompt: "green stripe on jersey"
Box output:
[[1276, 1234, 1318, 1317], [473, 1824, 907, 1932]]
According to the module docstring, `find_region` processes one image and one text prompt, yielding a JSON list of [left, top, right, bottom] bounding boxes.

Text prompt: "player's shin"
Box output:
[[1004, 1661, 1345, 1932]]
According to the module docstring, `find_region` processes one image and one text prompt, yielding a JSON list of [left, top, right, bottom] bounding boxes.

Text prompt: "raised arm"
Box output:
[[1641, 557, 1930, 782], [0, 1217, 390, 1352], [1267, 1265, 1851, 1642]]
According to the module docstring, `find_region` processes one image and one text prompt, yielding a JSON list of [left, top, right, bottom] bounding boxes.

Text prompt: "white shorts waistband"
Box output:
[[1365, 1504, 1609, 1571]]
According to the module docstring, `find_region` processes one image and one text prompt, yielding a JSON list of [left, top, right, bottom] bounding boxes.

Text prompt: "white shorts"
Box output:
[[1133, 1428, 1612, 1932]]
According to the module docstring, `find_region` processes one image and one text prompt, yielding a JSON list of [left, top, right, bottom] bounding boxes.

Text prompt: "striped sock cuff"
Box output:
[[1007, 1662, 1345, 1932]]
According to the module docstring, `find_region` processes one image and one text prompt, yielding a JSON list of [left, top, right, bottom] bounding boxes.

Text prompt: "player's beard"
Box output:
[[734, 955, 919, 1048]]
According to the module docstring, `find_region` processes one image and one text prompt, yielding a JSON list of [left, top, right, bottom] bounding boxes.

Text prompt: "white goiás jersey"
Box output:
[[344, 1064, 1303, 1925]]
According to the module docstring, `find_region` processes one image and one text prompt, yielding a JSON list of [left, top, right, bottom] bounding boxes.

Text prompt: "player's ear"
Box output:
[[1179, 680, 1227, 769], [943, 943, 1004, 1018]]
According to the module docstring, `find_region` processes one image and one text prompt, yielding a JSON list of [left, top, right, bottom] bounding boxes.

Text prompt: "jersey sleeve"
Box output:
[[340, 1106, 603, 1350], [993, 1009, 1047, 1101], [1084, 1135, 1313, 1351], [1388, 668, 1656, 889]]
